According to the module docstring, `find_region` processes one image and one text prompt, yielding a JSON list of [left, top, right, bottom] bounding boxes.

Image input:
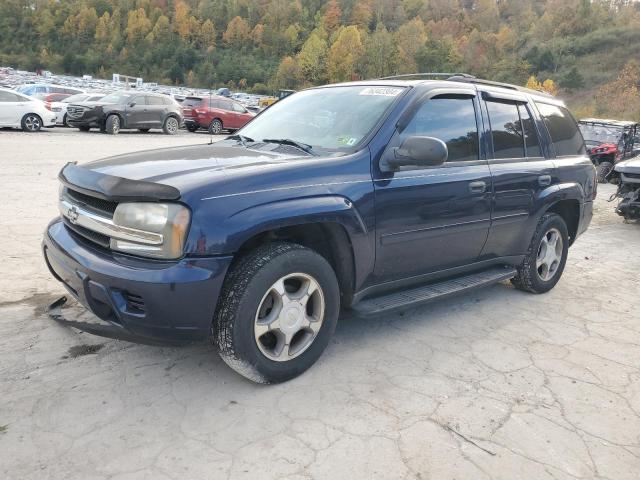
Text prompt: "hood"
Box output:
[[64, 143, 308, 201], [615, 157, 640, 174]]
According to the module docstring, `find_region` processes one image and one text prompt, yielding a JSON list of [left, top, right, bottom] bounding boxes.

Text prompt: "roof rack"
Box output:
[[377, 73, 475, 80], [377, 72, 554, 97]]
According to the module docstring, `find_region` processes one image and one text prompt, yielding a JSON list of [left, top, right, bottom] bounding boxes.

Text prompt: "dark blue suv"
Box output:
[[43, 76, 596, 383]]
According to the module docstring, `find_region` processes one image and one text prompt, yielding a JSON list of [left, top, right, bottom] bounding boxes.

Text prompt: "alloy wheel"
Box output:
[[166, 117, 178, 134], [254, 273, 325, 362], [536, 228, 563, 281], [25, 115, 41, 131]]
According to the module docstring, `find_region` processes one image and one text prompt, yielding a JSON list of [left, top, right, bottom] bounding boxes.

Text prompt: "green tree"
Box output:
[[327, 26, 363, 82]]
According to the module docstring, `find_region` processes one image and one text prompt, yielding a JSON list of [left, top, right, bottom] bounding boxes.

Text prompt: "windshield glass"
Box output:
[[240, 85, 405, 151], [100, 92, 134, 104], [579, 124, 623, 144], [63, 94, 89, 103]]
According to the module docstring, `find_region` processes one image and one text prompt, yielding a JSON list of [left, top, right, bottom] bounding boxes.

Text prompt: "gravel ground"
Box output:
[[1, 128, 639, 480]]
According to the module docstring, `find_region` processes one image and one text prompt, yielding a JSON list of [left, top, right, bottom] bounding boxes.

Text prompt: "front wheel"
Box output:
[[208, 118, 223, 135], [213, 242, 340, 384], [63, 114, 70, 127], [21, 113, 42, 132], [512, 213, 569, 294], [104, 114, 120, 135], [596, 161, 613, 184]]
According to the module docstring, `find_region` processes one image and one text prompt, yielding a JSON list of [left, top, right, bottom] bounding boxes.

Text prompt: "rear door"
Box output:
[[146, 95, 166, 127], [373, 88, 493, 282], [478, 89, 554, 260]]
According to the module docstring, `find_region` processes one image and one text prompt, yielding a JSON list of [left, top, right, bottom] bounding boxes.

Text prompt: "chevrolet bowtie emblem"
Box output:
[[67, 206, 79, 224]]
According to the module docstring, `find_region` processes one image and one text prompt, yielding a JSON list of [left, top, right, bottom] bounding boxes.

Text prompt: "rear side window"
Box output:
[[486, 101, 524, 159], [402, 95, 479, 162], [147, 96, 164, 105], [536, 103, 586, 156], [518, 104, 542, 157], [219, 100, 234, 111]]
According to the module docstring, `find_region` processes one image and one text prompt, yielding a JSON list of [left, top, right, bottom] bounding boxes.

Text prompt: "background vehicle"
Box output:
[[16, 83, 84, 97], [0, 87, 56, 131], [182, 95, 255, 134], [578, 119, 638, 183], [50, 92, 105, 126], [44, 76, 594, 383], [258, 89, 295, 108], [37, 92, 72, 103], [612, 158, 640, 220], [66, 91, 183, 135]]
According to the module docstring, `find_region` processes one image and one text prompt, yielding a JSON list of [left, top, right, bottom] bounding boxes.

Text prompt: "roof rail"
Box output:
[[447, 75, 554, 97], [377, 73, 475, 80]]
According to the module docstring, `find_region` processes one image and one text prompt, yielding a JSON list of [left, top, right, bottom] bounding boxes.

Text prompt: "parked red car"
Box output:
[[182, 95, 255, 134]]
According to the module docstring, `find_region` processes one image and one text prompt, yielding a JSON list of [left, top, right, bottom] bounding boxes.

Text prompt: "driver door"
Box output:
[[372, 89, 493, 283]]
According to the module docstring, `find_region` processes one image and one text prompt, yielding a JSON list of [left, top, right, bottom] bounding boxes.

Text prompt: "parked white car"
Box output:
[[0, 87, 57, 132], [50, 92, 105, 126]]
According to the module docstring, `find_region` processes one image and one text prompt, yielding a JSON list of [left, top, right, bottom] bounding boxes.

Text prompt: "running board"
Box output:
[[350, 267, 517, 317]]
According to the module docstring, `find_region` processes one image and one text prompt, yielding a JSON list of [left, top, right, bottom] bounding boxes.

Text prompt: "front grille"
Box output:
[[63, 218, 111, 248], [124, 292, 146, 313], [67, 105, 88, 118], [65, 188, 118, 217]]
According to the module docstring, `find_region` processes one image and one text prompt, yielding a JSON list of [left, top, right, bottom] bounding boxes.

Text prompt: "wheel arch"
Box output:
[[543, 197, 581, 245]]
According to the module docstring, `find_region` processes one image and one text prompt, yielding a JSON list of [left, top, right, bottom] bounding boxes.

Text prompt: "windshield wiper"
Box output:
[[262, 138, 317, 156], [227, 134, 254, 147]]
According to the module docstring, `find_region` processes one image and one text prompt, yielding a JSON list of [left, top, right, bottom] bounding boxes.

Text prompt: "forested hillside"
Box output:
[[1, 0, 639, 119]]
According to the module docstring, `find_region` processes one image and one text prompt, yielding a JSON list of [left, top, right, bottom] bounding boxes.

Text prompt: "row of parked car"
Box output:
[[0, 83, 259, 135]]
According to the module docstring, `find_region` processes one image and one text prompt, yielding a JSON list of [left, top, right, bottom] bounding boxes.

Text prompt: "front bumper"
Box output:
[[67, 110, 104, 128], [43, 219, 232, 342]]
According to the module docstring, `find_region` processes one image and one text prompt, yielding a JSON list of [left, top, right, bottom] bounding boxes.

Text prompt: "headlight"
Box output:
[[110, 202, 190, 259]]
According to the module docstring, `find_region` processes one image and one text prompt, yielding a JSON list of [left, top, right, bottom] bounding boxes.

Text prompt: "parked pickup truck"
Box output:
[[43, 76, 596, 383]]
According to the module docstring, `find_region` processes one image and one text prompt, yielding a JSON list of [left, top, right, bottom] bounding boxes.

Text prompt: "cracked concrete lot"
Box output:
[[1, 128, 640, 479]]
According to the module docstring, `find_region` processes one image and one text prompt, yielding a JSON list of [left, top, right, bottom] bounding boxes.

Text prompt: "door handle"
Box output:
[[468, 181, 486, 193], [538, 175, 552, 186]]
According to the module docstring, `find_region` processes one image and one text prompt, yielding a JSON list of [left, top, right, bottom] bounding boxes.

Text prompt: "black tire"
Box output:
[[21, 113, 42, 132], [78, 125, 91, 132], [596, 161, 613, 184], [186, 124, 199, 133], [138, 128, 150, 133], [511, 213, 569, 294], [163, 116, 179, 135], [63, 114, 69, 127], [208, 118, 223, 135], [104, 114, 120, 135], [213, 242, 340, 384]]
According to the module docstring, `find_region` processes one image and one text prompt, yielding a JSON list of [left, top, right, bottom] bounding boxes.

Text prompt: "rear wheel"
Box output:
[[596, 161, 613, 184], [208, 118, 223, 135], [163, 116, 179, 135], [21, 113, 42, 132], [512, 213, 569, 294], [213, 242, 339, 384], [104, 114, 120, 135]]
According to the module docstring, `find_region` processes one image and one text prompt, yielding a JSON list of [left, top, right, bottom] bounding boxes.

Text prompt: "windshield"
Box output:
[[579, 124, 623, 145], [239, 85, 405, 151], [63, 94, 89, 103], [100, 92, 134, 104]]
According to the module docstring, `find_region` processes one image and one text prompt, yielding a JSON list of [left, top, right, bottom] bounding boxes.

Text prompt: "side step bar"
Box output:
[[350, 267, 517, 317]]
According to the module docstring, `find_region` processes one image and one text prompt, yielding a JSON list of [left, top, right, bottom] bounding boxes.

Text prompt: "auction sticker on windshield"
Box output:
[[359, 87, 403, 96]]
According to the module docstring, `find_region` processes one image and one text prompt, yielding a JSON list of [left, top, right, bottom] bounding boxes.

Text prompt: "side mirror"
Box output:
[[383, 136, 448, 170]]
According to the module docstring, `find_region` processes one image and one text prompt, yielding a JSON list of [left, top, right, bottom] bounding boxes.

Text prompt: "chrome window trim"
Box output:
[[59, 199, 163, 246]]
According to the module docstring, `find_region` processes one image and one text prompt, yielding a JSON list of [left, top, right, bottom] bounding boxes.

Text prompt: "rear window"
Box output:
[[182, 97, 203, 107], [536, 103, 586, 157]]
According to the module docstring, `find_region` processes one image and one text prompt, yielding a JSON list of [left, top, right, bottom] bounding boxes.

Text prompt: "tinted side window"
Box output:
[[231, 102, 245, 113], [536, 103, 586, 156], [0, 91, 20, 102], [518, 104, 542, 157], [147, 96, 164, 105], [486, 101, 524, 159], [219, 100, 234, 111], [402, 96, 479, 162]]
